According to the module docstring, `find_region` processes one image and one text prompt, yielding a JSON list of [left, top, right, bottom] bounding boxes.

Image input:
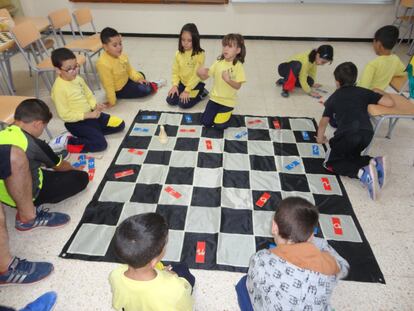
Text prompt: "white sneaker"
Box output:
[[153, 78, 167, 88], [48, 132, 71, 153]]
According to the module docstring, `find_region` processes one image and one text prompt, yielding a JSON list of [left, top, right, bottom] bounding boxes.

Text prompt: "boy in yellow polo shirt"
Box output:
[[97, 27, 165, 106], [51, 48, 125, 153], [358, 25, 406, 91], [197, 33, 246, 129], [110, 213, 194, 311]]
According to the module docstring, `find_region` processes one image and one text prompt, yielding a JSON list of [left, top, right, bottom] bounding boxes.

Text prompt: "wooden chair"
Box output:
[[364, 94, 414, 154], [393, 0, 414, 53], [48, 8, 101, 89], [72, 8, 100, 41], [10, 20, 87, 98]]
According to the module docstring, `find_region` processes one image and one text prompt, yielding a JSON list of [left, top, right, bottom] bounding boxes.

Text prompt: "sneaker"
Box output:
[[372, 156, 387, 188], [15, 206, 70, 231], [55, 149, 69, 160], [276, 78, 284, 86], [359, 162, 379, 200], [281, 90, 289, 98], [153, 78, 167, 88], [48, 132, 71, 153], [0, 257, 53, 286], [200, 88, 209, 99], [21, 291, 57, 311]]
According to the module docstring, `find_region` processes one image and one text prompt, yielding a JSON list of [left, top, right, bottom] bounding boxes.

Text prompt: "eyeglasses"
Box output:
[[60, 63, 80, 73]]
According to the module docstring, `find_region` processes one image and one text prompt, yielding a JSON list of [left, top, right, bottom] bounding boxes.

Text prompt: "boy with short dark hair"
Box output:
[[358, 25, 406, 91], [246, 197, 349, 311], [51, 48, 125, 153], [96, 27, 164, 106], [110, 213, 194, 311], [317, 62, 395, 200]]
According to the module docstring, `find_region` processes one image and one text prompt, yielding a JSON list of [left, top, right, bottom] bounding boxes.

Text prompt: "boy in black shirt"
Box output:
[[316, 62, 394, 200]]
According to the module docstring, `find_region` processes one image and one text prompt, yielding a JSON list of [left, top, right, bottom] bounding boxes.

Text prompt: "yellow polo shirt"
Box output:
[[288, 50, 317, 94]]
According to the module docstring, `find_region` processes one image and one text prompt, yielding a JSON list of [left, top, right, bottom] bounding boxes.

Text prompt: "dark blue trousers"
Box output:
[[116, 79, 153, 99], [201, 100, 233, 130], [171, 263, 195, 289], [235, 275, 254, 311], [65, 113, 125, 153], [166, 82, 205, 109]]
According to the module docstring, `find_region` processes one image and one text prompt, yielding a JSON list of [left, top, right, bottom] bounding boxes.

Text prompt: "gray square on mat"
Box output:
[[115, 148, 146, 165], [250, 170, 280, 192], [170, 151, 198, 168], [185, 206, 221, 233], [253, 210, 274, 237], [217, 233, 256, 267], [193, 167, 222, 188], [99, 181, 136, 202], [163, 229, 185, 261], [136, 164, 168, 184], [223, 153, 250, 171], [221, 187, 252, 210], [117, 202, 157, 225]]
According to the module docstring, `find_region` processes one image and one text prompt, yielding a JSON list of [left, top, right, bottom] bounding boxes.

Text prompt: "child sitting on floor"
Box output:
[[110, 213, 195, 311], [316, 62, 395, 200], [358, 25, 406, 92], [243, 197, 349, 311], [96, 27, 165, 106], [276, 45, 333, 98], [197, 33, 246, 129], [166, 23, 208, 109], [51, 48, 125, 153]]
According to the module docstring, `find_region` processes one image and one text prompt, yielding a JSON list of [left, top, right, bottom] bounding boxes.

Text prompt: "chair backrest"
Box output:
[[73, 8, 98, 37], [400, 0, 414, 8], [11, 20, 40, 49], [48, 8, 72, 29]]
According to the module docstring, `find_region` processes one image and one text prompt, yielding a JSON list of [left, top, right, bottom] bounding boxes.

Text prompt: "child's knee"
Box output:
[[166, 96, 178, 106], [89, 137, 107, 152]]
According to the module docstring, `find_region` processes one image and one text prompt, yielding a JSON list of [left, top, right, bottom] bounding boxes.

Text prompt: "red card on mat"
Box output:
[[248, 119, 262, 125], [195, 241, 206, 263], [321, 177, 332, 191], [273, 120, 281, 129], [165, 186, 182, 199], [256, 192, 271, 207], [114, 169, 134, 179], [128, 148, 144, 155], [88, 169, 95, 181], [331, 217, 343, 235], [205, 139, 212, 150], [179, 128, 196, 133]]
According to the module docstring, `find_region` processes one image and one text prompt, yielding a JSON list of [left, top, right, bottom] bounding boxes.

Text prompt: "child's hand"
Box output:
[[197, 67, 209, 79], [313, 83, 322, 88], [179, 91, 190, 104], [309, 91, 322, 99], [85, 109, 101, 119], [96, 103, 107, 111], [315, 135, 328, 144], [163, 265, 177, 275], [222, 69, 230, 82], [168, 86, 178, 98], [137, 79, 148, 85]]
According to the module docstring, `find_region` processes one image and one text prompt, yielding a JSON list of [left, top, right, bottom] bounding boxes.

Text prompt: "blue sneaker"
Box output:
[[359, 162, 379, 200], [0, 257, 53, 286], [20, 291, 57, 311], [15, 207, 70, 231], [372, 156, 386, 188]]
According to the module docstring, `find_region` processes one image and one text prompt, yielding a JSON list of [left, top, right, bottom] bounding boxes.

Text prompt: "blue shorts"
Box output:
[[0, 144, 11, 179]]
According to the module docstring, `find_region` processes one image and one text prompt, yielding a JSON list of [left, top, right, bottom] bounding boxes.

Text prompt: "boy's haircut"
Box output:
[[114, 213, 169, 269], [374, 25, 399, 50], [14, 98, 52, 123], [309, 45, 334, 63], [178, 23, 204, 56], [274, 197, 318, 243], [219, 33, 246, 65], [334, 62, 358, 87], [100, 27, 120, 44], [51, 48, 76, 68]]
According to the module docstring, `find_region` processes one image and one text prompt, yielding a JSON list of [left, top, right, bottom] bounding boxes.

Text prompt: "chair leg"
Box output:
[[82, 61, 94, 94], [363, 116, 386, 156], [386, 118, 399, 139], [35, 72, 39, 98], [87, 54, 100, 90], [0, 59, 14, 95]]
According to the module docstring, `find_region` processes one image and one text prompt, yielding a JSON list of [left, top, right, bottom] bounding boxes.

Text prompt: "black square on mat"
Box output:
[[155, 124, 178, 137], [267, 116, 292, 130], [175, 138, 200, 151], [180, 113, 202, 126], [279, 173, 310, 192], [273, 142, 299, 156], [224, 140, 248, 154], [293, 130, 317, 143], [197, 152, 223, 168], [105, 164, 141, 182], [156, 204, 187, 230], [313, 194, 351, 215], [123, 136, 151, 150], [302, 158, 333, 175], [201, 127, 224, 139], [135, 111, 161, 123], [250, 155, 276, 171], [248, 129, 271, 141], [130, 184, 162, 203], [252, 190, 282, 211], [228, 114, 245, 127], [191, 187, 221, 207], [81, 201, 124, 226], [223, 170, 250, 189], [144, 150, 171, 165], [179, 232, 218, 269], [165, 167, 194, 185], [220, 208, 253, 234]]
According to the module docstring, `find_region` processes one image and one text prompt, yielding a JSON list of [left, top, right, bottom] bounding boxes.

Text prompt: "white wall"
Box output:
[[19, 0, 395, 38]]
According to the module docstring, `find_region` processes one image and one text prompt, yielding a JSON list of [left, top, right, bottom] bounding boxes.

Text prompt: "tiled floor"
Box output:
[[1, 37, 413, 310]]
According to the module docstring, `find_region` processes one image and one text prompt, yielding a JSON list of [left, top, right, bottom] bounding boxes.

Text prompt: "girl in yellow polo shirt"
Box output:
[[197, 33, 246, 129], [166, 23, 208, 109]]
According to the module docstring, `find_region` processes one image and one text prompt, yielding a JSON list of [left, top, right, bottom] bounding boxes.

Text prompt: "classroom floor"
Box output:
[[1, 37, 413, 311]]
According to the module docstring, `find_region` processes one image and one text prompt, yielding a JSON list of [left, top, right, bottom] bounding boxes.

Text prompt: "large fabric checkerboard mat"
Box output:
[[60, 111, 385, 284]]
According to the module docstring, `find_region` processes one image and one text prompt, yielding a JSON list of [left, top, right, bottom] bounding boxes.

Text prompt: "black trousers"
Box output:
[[325, 130, 373, 178], [278, 61, 314, 91], [166, 82, 205, 109], [34, 169, 89, 206]]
